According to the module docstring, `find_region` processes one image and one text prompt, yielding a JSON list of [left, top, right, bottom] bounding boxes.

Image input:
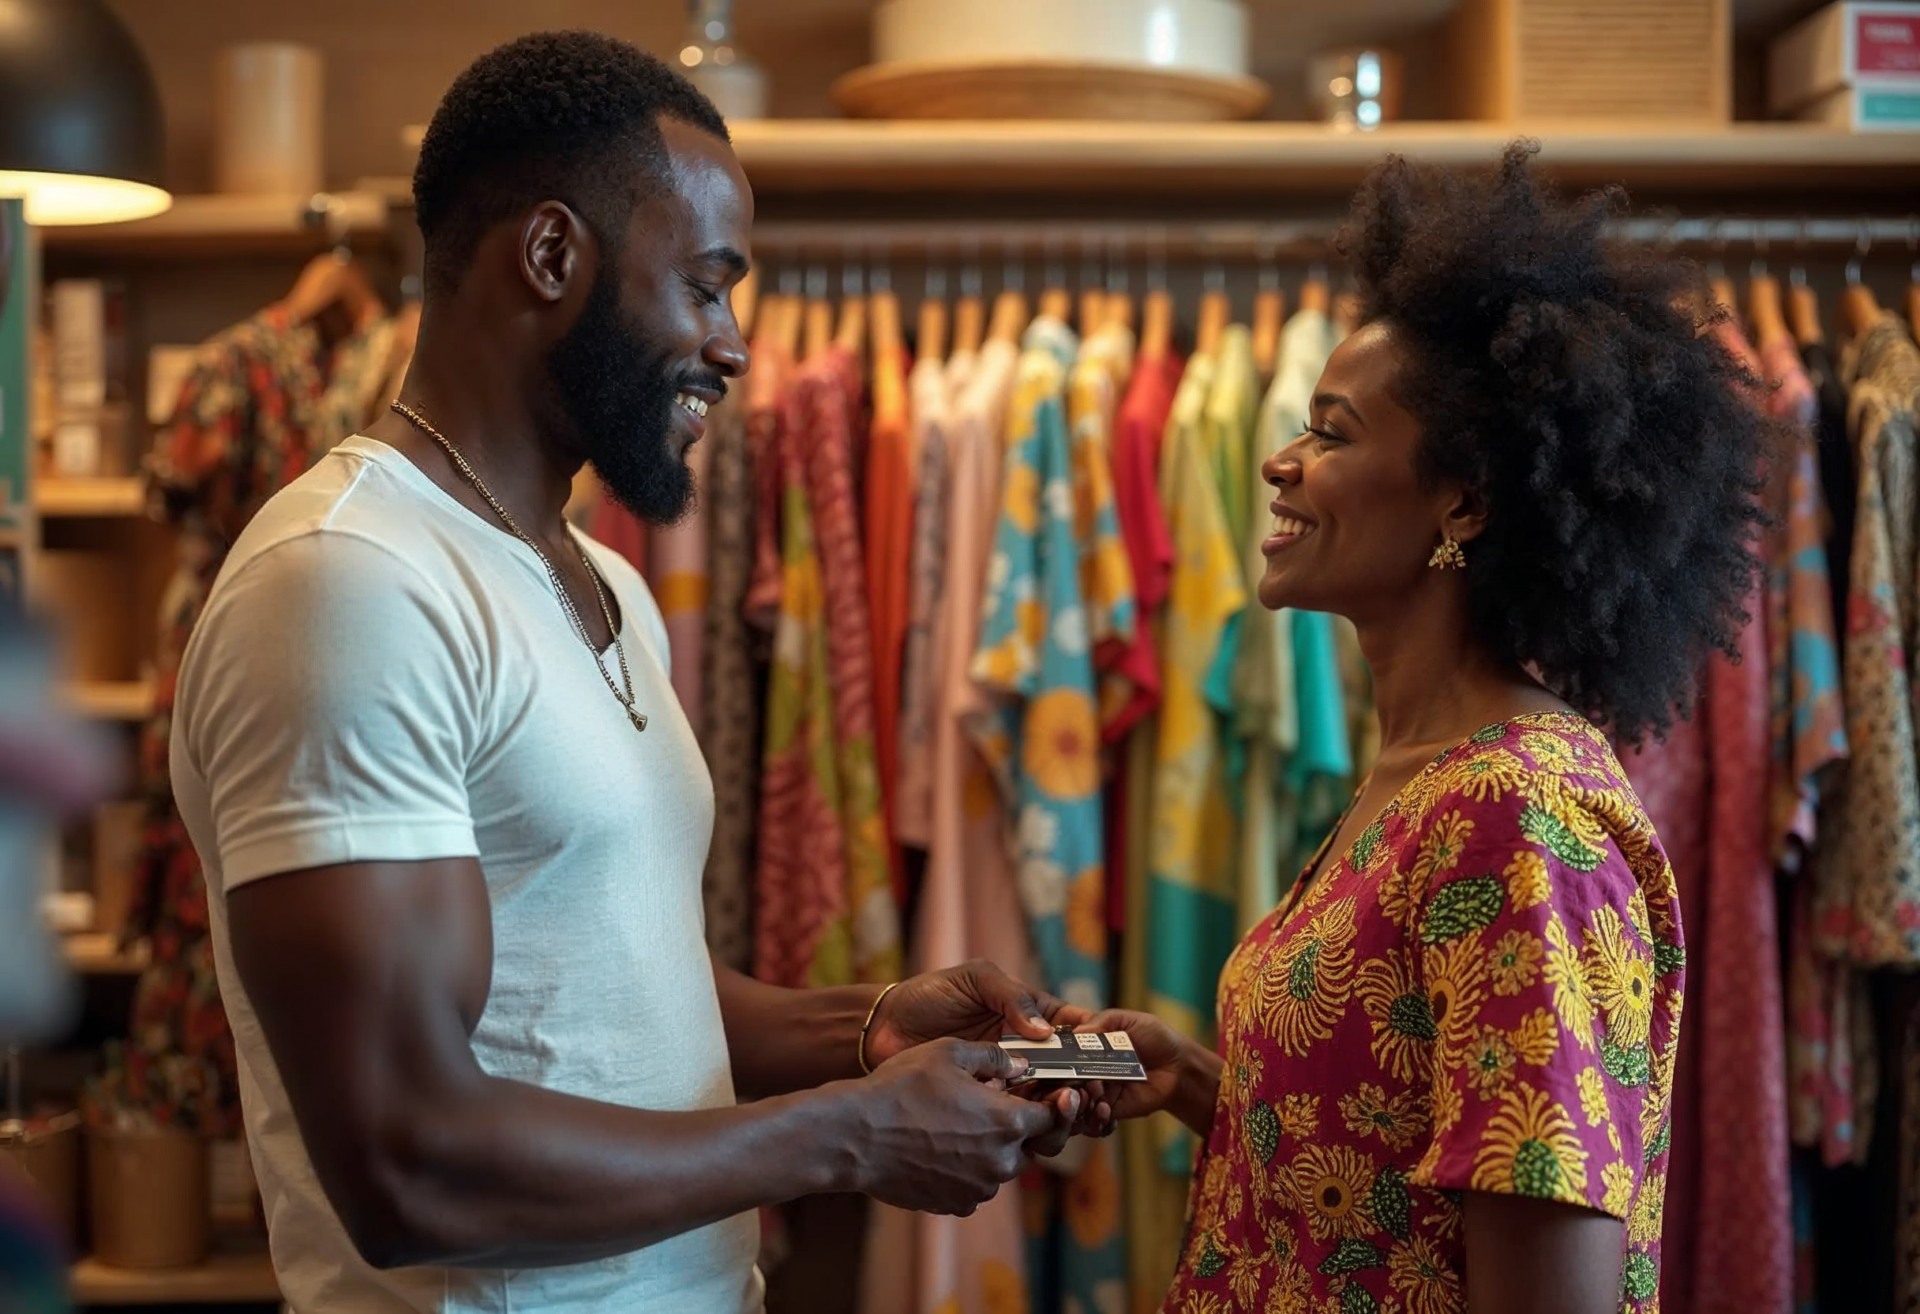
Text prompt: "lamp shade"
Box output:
[[0, 0, 169, 224]]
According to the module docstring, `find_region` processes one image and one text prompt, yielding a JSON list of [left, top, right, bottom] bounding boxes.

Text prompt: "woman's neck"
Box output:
[[1354, 595, 1562, 768]]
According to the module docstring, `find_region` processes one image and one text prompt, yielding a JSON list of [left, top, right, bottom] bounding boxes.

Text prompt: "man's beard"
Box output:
[[546, 266, 696, 525]]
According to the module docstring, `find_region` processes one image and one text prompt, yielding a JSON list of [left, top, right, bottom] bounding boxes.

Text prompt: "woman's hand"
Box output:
[[1053, 1008, 1223, 1139]]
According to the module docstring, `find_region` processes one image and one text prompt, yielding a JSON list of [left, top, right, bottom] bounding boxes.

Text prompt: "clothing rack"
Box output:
[[753, 214, 1920, 268]]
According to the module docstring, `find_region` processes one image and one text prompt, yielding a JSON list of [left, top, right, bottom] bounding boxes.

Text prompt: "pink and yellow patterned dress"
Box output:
[[1166, 713, 1683, 1314]]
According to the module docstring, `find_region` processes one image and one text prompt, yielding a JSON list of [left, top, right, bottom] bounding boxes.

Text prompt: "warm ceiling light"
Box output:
[[0, 0, 170, 226]]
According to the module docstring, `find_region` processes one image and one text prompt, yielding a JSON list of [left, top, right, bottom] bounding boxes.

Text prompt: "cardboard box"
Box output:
[[1770, 2, 1920, 117], [1796, 82, 1920, 127]]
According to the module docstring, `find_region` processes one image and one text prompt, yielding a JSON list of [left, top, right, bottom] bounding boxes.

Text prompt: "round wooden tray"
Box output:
[[832, 59, 1271, 122]]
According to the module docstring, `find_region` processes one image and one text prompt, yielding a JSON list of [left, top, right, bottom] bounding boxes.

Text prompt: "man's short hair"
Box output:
[[412, 31, 730, 294]]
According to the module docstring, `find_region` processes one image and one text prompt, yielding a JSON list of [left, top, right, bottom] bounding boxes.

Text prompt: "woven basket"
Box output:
[[1446, 0, 1731, 123]]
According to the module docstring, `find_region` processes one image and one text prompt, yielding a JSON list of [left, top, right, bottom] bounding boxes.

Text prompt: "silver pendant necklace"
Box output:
[[390, 400, 646, 732]]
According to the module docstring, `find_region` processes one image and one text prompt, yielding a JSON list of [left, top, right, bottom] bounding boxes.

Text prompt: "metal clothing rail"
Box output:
[[750, 215, 1920, 265]]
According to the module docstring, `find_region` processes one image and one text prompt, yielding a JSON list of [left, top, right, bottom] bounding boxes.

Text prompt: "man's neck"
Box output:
[[378, 307, 579, 544]]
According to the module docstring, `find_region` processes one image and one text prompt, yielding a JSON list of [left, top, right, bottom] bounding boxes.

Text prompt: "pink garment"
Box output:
[[859, 339, 1033, 1314], [645, 433, 710, 738], [589, 495, 647, 577], [1623, 321, 1792, 1314]]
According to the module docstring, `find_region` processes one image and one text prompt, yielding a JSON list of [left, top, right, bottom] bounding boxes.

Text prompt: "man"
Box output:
[[171, 32, 1077, 1312]]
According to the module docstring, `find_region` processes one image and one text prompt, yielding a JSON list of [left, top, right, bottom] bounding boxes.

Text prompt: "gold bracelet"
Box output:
[[857, 981, 902, 1076]]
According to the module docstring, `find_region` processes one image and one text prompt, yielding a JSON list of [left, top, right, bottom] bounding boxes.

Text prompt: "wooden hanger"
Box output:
[[733, 266, 760, 343], [871, 283, 902, 363], [953, 292, 984, 357], [1788, 277, 1823, 347], [834, 277, 867, 357], [1105, 285, 1135, 334], [1840, 281, 1881, 340], [1196, 263, 1229, 356], [278, 248, 386, 338], [1039, 286, 1071, 323], [1708, 270, 1737, 317], [1840, 235, 1881, 340], [1252, 285, 1286, 377], [1298, 269, 1330, 316], [777, 290, 805, 361], [1747, 269, 1788, 351], [918, 294, 947, 365], [1140, 288, 1173, 358], [803, 270, 834, 361], [988, 286, 1028, 346], [1079, 287, 1107, 338]]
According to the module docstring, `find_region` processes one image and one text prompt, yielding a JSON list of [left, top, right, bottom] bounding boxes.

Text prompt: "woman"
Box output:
[[1071, 146, 1774, 1313]]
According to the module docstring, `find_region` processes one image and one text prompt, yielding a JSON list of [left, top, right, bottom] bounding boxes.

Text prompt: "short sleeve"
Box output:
[[1402, 756, 1673, 1224], [175, 531, 483, 888]]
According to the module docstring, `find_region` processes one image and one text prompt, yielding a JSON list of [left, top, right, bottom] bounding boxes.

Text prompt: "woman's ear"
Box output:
[[1441, 483, 1490, 546]]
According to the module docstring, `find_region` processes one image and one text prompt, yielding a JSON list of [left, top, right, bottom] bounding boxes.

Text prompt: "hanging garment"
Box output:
[[588, 492, 649, 577], [1623, 319, 1792, 1314], [1199, 329, 1259, 805], [865, 337, 915, 887], [648, 428, 712, 739], [131, 307, 396, 1134], [1801, 340, 1860, 642], [1163, 714, 1683, 1314], [1103, 346, 1183, 943], [1760, 336, 1848, 863], [894, 352, 955, 850], [1812, 312, 1920, 968], [703, 333, 789, 971], [1108, 343, 1188, 1314], [1232, 308, 1350, 935], [860, 336, 1036, 1314], [1147, 346, 1246, 1179], [968, 314, 1117, 1009], [752, 347, 899, 987], [1068, 319, 1140, 698], [966, 311, 1131, 1314]]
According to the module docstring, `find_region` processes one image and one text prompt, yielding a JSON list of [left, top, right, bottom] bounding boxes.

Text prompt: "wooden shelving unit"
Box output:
[[36, 476, 145, 519], [63, 932, 149, 975], [70, 1244, 279, 1306], [359, 123, 1920, 208], [42, 190, 391, 258], [62, 679, 156, 722], [727, 121, 1920, 194]]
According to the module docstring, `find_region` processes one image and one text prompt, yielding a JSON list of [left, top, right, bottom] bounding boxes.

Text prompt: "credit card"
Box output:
[[998, 1026, 1148, 1083]]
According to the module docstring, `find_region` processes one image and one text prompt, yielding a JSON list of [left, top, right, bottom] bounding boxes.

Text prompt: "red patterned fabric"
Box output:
[[1170, 714, 1683, 1314]]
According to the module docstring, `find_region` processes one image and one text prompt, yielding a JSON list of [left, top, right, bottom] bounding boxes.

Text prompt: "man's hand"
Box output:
[[848, 1039, 1069, 1215], [863, 959, 1063, 1067]]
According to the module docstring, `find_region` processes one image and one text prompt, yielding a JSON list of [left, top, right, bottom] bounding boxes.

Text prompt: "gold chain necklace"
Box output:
[[390, 400, 646, 732]]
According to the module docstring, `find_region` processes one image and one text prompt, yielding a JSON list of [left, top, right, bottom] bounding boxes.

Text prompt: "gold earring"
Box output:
[[1428, 535, 1466, 570]]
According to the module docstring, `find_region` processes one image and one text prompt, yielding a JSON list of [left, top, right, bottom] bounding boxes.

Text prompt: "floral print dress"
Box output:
[[1167, 714, 1683, 1314]]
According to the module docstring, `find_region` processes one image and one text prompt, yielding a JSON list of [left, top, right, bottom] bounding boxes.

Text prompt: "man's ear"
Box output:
[[517, 201, 590, 304]]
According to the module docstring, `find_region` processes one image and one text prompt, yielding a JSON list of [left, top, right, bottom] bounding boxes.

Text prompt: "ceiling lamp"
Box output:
[[0, 0, 169, 225]]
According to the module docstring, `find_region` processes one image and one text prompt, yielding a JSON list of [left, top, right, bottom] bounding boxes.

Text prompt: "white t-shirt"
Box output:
[[172, 435, 763, 1313]]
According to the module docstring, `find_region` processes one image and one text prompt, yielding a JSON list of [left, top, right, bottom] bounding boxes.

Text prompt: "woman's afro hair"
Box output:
[[1334, 141, 1778, 744]]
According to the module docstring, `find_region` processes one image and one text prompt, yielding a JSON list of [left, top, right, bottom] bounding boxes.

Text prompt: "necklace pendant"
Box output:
[[629, 709, 648, 733]]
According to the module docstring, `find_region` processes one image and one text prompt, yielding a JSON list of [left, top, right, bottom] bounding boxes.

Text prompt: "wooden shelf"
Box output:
[[62, 680, 154, 722], [70, 1244, 278, 1305], [63, 932, 148, 975], [36, 477, 146, 519], [719, 120, 1920, 195], [41, 190, 391, 258]]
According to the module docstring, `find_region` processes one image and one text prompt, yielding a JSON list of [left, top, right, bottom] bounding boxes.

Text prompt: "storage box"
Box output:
[[1795, 83, 1920, 127], [1445, 0, 1730, 123], [1770, 3, 1920, 117]]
